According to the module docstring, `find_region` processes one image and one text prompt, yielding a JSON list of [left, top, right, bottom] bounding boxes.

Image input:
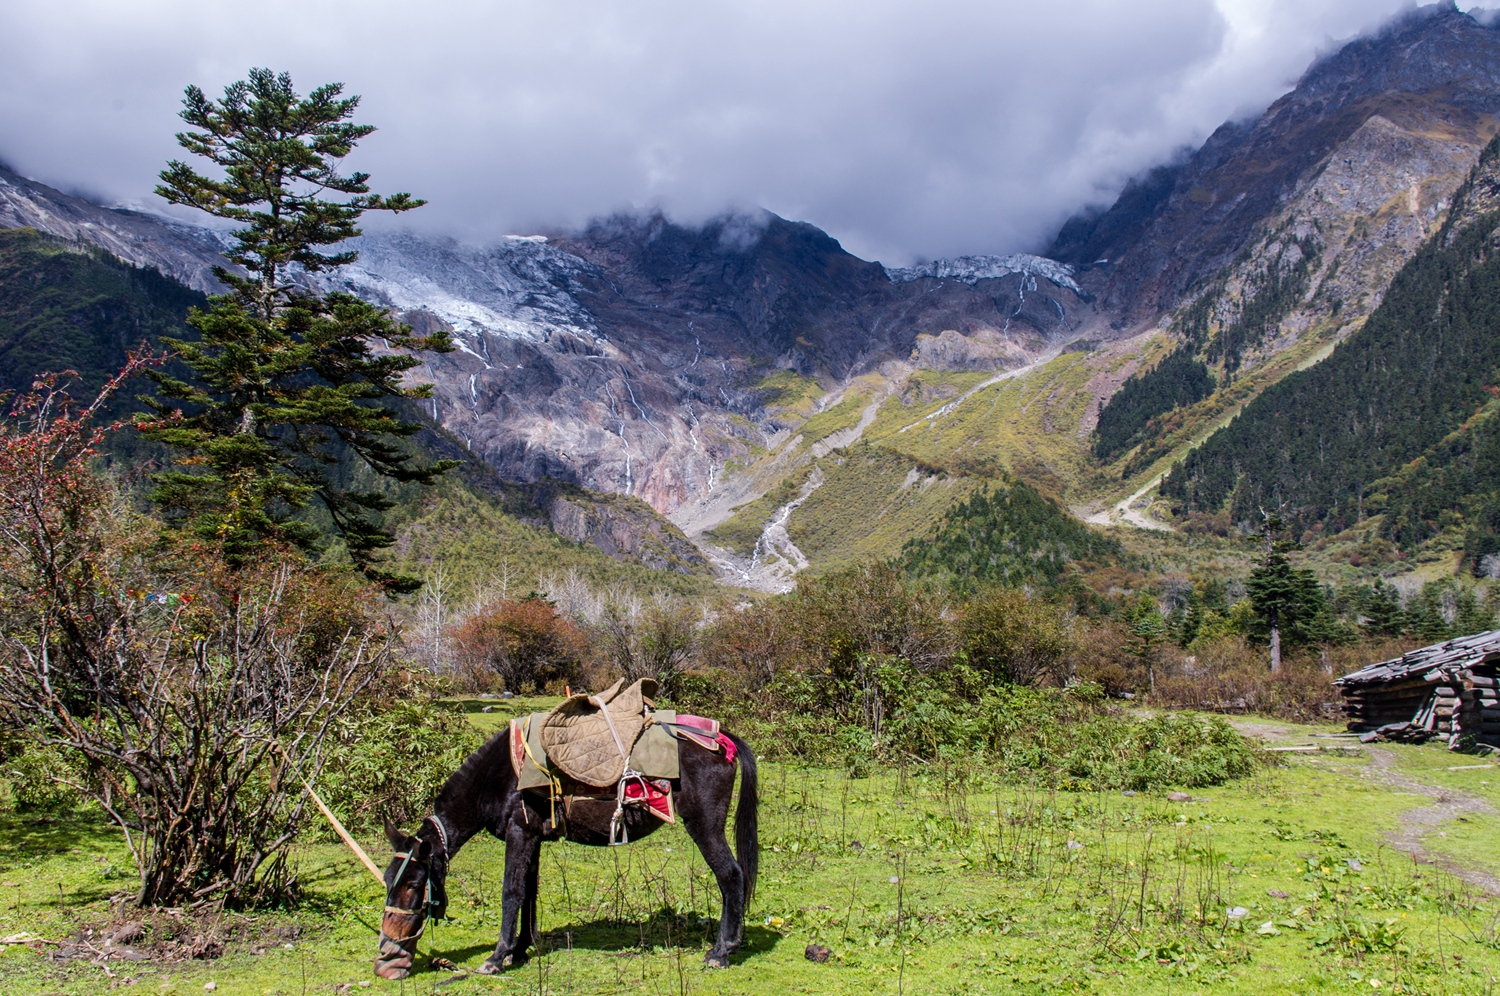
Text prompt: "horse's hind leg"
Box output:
[[689, 828, 744, 966], [681, 786, 745, 967], [478, 820, 540, 973]]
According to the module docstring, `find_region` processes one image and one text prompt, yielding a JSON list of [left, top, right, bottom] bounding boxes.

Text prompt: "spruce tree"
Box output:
[[1245, 511, 1326, 670], [1359, 580, 1405, 637], [138, 69, 456, 591]]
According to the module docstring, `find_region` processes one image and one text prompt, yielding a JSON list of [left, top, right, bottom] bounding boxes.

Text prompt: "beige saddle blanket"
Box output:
[[539, 677, 656, 787]]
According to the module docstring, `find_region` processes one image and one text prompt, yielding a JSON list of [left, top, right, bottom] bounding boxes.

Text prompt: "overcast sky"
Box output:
[[0, 1, 1482, 263]]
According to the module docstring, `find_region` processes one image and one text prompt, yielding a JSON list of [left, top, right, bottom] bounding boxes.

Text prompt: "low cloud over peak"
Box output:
[[0, 0, 1471, 264]]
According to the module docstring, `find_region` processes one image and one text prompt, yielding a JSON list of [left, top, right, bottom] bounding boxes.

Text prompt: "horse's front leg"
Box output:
[[518, 831, 541, 951], [478, 819, 540, 973]]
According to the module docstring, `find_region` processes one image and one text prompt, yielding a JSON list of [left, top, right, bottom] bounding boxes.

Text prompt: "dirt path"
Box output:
[[1358, 746, 1500, 895], [1224, 719, 1500, 894]]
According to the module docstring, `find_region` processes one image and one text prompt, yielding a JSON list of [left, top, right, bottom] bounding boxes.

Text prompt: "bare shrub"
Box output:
[[1149, 636, 1339, 720], [1068, 618, 1140, 696], [959, 587, 1075, 686], [790, 563, 954, 673], [0, 373, 386, 907], [596, 599, 700, 697], [701, 599, 798, 693]]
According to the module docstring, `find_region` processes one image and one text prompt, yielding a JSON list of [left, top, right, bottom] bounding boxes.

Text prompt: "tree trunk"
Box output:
[[1269, 616, 1282, 673]]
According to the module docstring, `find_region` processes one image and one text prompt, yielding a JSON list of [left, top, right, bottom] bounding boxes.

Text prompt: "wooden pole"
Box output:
[[277, 746, 385, 885]]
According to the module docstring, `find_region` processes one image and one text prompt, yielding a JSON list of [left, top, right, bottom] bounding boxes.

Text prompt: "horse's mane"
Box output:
[[434, 725, 511, 811]]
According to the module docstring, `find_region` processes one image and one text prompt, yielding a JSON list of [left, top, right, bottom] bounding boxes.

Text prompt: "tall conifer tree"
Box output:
[[138, 69, 456, 591]]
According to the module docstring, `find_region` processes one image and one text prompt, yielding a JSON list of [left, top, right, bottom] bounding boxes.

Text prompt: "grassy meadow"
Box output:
[[4, 709, 1500, 996]]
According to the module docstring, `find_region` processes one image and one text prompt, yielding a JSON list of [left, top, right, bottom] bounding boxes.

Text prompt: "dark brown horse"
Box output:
[[375, 723, 758, 978]]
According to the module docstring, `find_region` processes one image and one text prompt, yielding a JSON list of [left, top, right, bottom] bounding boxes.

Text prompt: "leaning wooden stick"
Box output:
[[277, 746, 385, 885]]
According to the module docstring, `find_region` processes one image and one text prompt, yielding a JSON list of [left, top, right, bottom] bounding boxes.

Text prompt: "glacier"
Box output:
[[313, 231, 605, 349], [885, 253, 1082, 295]]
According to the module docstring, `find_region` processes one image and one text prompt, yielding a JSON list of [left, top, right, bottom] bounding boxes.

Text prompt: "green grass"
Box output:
[[796, 393, 869, 446], [4, 718, 1500, 995], [756, 370, 825, 415], [866, 353, 1109, 502], [386, 477, 716, 600], [786, 444, 983, 575]]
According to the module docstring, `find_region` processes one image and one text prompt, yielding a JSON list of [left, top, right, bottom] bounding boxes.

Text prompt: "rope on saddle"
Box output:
[[591, 695, 647, 846], [519, 713, 563, 828]]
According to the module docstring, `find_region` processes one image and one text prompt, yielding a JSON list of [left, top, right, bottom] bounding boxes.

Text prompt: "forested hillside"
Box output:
[[1092, 346, 1215, 460], [0, 227, 203, 398], [1160, 132, 1500, 548], [899, 474, 1119, 591]]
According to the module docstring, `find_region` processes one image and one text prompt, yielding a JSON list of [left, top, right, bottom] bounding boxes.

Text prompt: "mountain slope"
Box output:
[[1039, 4, 1500, 527], [0, 227, 203, 398], [1160, 130, 1500, 544], [0, 226, 711, 582], [6, 5, 1500, 589], [0, 165, 228, 293], [1051, 3, 1500, 321]]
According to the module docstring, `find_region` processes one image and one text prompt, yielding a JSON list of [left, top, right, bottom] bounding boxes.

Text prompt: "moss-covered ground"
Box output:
[[3, 711, 1500, 995]]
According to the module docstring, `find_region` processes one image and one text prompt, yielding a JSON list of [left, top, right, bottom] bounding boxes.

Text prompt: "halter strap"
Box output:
[[381, 831, 447, 947], [424, 814, 450, 858]]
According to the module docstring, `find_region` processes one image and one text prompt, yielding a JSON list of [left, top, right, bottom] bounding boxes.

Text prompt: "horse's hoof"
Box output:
[[374, 962, 411, 981], [704, 954, 729, 969], [478, 954, 519, 975]]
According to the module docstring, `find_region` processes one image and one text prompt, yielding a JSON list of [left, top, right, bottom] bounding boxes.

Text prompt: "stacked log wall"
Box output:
[[1460, 667, 1500, 748], [1341, 678, 1436, 731]]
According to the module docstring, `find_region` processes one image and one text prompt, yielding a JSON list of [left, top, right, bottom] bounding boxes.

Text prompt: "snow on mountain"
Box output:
[[316, 231, 605, 352], [885, 253, 1083, 295]]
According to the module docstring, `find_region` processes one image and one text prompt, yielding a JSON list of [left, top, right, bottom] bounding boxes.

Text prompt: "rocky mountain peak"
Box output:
[[1048, 4, 1500, 321]]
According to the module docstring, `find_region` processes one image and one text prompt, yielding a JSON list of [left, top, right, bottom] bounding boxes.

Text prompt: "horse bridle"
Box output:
[[381, 815, 450, 945]]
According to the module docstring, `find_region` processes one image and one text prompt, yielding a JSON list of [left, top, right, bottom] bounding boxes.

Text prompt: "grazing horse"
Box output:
[[375, 723, 758, 978]]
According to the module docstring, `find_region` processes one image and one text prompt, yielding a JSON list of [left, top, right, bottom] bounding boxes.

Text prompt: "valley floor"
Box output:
[[3, 710, 1500, 995]]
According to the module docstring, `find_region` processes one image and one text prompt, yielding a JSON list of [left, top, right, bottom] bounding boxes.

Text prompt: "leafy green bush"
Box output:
[[701, 652, 1262, 790], [0, 737, 83, 812], [1059, 713, 1260, 790], [316, 700, 485, 834]]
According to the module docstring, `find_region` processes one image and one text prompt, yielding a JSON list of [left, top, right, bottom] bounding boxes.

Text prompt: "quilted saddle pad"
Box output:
[[541, 677, 657, 787]]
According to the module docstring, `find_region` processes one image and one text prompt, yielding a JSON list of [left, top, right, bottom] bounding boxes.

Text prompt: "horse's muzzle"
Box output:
[[374, 935, 415, 979]]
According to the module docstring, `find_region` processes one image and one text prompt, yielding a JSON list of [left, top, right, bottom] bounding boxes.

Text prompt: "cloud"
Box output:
[[0, 0, 1462, 263]]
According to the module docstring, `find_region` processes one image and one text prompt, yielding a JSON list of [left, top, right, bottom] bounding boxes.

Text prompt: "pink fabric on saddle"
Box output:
[[674, 714, 719, 735], [716, 733, 737, 764]]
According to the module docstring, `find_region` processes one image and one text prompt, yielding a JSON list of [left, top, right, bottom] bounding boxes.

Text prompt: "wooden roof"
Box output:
[[1336, 629, 1500, 687]]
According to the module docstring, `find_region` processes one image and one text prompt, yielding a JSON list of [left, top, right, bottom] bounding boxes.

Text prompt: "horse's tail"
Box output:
[[727, 731, 758, 906]]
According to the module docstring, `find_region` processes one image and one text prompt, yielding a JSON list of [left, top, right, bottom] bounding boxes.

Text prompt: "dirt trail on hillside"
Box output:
[[1358, 747, 1500, 895]]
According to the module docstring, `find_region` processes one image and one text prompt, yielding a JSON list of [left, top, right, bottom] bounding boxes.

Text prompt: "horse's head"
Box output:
[[375, 817, 448, 980]]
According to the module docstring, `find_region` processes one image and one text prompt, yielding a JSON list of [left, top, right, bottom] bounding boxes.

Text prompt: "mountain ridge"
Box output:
[[4, 4, 1500, 589]]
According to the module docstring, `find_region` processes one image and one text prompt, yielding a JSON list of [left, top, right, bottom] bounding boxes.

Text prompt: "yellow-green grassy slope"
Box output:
[[701, 328, 1375, 577], [786, 443, 985, 575], [863, 351, 1124, 504], [387, 476, 717, 599]]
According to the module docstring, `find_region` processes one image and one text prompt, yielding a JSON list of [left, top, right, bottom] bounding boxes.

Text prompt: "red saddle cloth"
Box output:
[[623, 777, 675, 821], [664, 714, 738, 763]]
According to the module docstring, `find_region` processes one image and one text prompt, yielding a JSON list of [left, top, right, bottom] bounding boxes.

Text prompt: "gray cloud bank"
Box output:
[[0, 1, 1476, 264]]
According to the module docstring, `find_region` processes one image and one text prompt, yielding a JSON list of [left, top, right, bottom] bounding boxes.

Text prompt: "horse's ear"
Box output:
[[384, 817, 406, 851], [416, 839, 432, 861]]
